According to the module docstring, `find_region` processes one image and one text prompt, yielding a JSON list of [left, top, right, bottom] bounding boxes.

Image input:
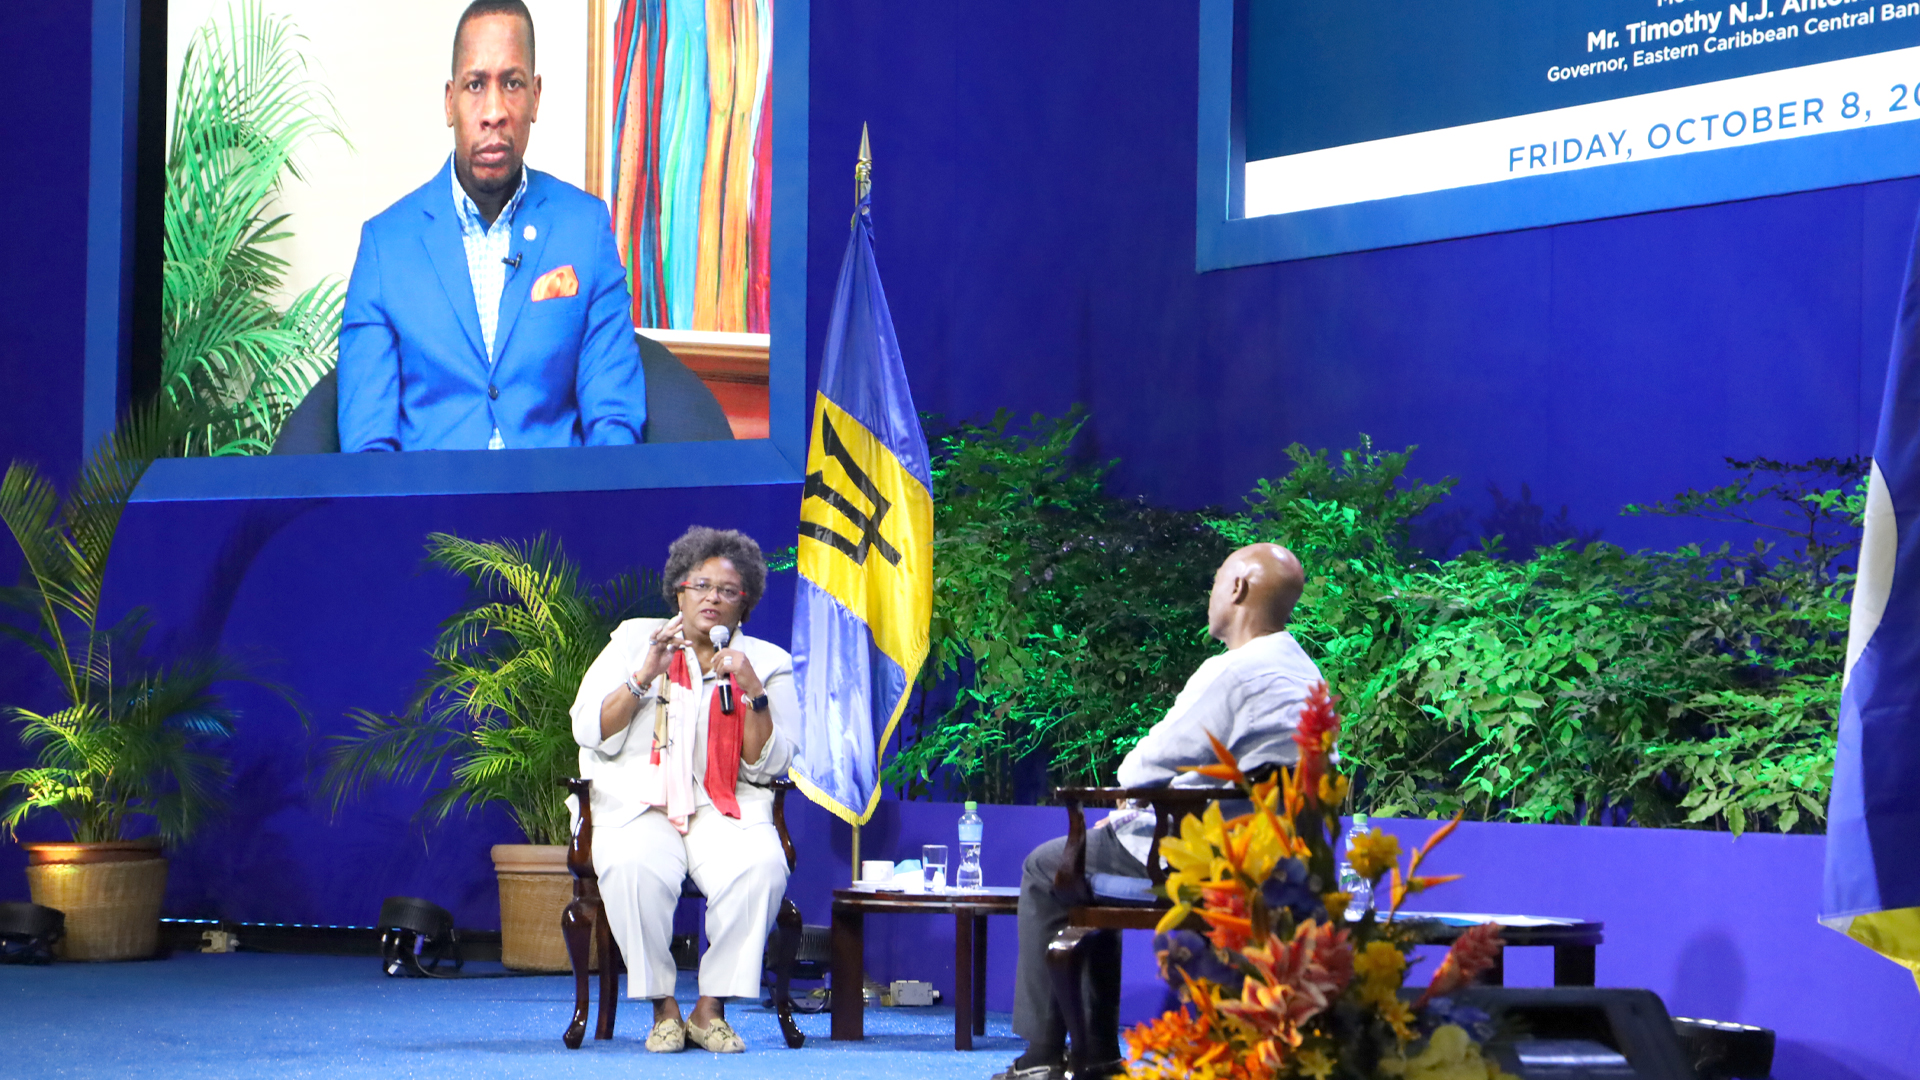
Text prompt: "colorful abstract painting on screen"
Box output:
[[609, 0, 772, 334]]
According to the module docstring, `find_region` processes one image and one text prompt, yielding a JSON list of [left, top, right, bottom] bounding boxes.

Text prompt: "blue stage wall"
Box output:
[[0, 6, 88, 483], [3, 2, 1919, 1076]]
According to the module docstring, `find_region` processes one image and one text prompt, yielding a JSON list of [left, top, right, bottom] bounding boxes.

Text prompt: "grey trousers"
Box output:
[[1012, 827, 1149, 1061]]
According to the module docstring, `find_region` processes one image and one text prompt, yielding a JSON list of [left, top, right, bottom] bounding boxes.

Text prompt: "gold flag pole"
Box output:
[[854, 122, 872, 221]]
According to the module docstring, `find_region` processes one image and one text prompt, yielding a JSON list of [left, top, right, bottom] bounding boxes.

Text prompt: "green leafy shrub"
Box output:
[[888, 410, 1230, 802], [894, 415, 1857, 836]]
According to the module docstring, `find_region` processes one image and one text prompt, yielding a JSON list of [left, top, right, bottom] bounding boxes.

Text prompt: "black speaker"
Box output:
[[0, 902, 65, 965], [1448, 988, 1695, 1080], [376, 896, 463, 978], [1673, 1016, 1775, 1080]]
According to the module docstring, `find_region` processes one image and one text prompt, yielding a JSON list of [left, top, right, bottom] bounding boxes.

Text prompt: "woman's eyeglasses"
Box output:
[[678, 579, 745, 603]]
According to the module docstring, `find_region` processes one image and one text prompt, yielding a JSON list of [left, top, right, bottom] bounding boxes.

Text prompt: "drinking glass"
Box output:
[[921, 844, 949, 892]]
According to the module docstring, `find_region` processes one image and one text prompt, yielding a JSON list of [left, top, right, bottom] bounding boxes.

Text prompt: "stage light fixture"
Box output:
[[0, 902, 64, 965], [376, 896, 463, 978]]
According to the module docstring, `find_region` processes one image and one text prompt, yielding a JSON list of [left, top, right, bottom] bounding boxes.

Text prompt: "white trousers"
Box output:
[[592, 804, 790, 1000]]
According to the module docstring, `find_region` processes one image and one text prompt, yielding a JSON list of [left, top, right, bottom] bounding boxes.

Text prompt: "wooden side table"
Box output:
[[830, 885, 1021, 1050]]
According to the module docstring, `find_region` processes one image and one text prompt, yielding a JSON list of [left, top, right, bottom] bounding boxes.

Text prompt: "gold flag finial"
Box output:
[[855, 123, 872, 210]]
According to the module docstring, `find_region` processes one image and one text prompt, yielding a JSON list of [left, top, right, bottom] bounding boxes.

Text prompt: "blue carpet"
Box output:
[[0, 953, 1024, 1079]]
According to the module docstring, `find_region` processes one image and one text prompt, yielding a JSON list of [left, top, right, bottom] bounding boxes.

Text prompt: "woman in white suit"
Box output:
[[570, 526, 799, 1054]]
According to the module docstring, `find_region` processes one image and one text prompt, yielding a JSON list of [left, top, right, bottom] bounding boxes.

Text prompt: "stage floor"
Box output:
[[1, 952, 1024, 1079]]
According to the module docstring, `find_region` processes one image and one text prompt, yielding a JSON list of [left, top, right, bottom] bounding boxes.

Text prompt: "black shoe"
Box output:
[[1067, 1059, 1127, 1080], [990, 1063, 1066, 1080]]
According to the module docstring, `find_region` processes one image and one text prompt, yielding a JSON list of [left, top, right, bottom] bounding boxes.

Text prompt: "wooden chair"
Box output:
[[1046, 785, 1221, 1079], [560, 777, 807, 1050]]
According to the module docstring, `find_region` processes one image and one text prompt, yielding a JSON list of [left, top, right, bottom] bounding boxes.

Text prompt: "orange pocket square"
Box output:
[[531, 265, 579, 302]]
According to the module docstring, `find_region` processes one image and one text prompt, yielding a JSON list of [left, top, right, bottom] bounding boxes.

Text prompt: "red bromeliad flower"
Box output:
[[1292, 684, 1340, 799], [1415, 923, 1504, 1007]]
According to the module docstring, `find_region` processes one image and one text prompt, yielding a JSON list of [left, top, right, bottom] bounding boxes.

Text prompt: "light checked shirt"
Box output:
[[450, 159, 530, 449], [1101, 629, 1324, 864]]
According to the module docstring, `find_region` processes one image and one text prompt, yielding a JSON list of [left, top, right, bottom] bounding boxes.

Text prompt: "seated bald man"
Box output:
[[997, 543, 1322, 1080]]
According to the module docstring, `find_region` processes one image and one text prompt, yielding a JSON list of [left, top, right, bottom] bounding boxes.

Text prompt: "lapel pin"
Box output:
[[523, 224, 537, 242]]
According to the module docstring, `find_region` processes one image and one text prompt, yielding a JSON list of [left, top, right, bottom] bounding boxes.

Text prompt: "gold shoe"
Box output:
[[644, 1017, 686, 1053], [685, 1017, 746, 1053]]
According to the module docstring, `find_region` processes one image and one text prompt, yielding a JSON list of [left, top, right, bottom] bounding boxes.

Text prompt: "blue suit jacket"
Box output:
[[337, 161, 645, 451]]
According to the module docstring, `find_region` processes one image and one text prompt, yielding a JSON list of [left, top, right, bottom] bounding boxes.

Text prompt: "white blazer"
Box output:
[[569, 617, 800, 829]]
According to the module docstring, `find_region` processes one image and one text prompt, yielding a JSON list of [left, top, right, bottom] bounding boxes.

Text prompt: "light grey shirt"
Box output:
[[1103, 629, 1325, 863], [449, 159, 529, 449]]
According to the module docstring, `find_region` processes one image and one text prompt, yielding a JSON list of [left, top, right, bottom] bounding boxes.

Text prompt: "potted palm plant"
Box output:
[[323, 534, 663, 971], [0, 404, 281, 960]]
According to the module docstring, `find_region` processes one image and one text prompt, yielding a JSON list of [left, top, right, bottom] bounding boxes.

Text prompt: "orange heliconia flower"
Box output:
[[1386, 812, 1466, 919], [1199, 886, 1254, 952]]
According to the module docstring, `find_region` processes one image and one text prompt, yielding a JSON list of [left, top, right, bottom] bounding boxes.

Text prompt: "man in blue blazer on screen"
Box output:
[[338, 0, 644, 453]]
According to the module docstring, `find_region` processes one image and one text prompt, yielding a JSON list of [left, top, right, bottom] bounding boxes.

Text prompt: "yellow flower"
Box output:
[[1347, 830, 1401, 881], [1155, 901, 1195, 935], [1322, 891, 1351, 925], [1254, 775, 1282, 811], [1376, 996, 1419, 1044], [1351, 937, 1413, 1014], [1378, 1024, 1510, 1080], [1294, 1047, 1337, 1080], [1239, 811, 1288, 885], [1318, 773, 1350, 808], [1160, 813, 1220, 877], [1359, 941, 1405, 976], [1201, 800, 1228, 846]]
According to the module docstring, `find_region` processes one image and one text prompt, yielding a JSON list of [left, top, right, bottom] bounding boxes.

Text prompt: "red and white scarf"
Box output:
[[635, 642, 744, 833]]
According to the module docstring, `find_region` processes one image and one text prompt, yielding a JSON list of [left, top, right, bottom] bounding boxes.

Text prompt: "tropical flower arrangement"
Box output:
[[1128, 684, 1514, 1080]]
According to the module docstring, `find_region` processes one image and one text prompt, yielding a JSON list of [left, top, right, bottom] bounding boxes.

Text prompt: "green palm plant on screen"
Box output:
[[164, 1, 345, 456], [0, 403, 270, 843], [322, 534, 667, 846]]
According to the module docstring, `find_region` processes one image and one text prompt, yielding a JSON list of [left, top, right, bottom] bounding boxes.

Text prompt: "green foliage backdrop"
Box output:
[[890, 412, 1859, 836]]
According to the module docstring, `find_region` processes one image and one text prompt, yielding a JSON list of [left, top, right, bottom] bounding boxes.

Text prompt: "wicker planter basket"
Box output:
[[22, 840, 167, 961], [492, 844, 598, 972]]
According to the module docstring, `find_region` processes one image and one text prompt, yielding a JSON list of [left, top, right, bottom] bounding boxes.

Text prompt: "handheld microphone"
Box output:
[[502, 252, 521, 268], [710, 626, 735, 713]]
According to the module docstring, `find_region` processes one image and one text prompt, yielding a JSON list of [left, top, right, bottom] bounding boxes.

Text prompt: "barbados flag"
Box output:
[[788, 133, 933, 825], [1821, 209, 1920, 990]]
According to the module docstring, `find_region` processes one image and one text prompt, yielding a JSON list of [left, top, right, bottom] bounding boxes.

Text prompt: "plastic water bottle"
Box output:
[[956, 801, 984, 890], [1337, 813, 1373, 916]]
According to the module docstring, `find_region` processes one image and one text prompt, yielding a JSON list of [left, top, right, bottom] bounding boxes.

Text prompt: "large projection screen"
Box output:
[[83, 0, 808, 500], [1199, 0, 1920, 270]]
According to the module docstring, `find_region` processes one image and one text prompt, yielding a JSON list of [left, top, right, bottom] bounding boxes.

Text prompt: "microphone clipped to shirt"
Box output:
[[502, 252, 522, 269], [710, 625, 735, 714]]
